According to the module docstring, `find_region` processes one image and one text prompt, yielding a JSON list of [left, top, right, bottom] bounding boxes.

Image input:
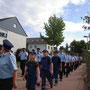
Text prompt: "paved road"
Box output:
[[13, 64, 86, 90]]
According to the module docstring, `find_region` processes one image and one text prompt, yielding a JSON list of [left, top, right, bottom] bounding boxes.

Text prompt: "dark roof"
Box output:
[[27, 38, 46, 44], [0, 17, 27, 36]]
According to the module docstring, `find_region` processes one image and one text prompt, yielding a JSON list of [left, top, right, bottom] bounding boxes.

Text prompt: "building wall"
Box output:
[[46, 44, 54, 54], [0, 28, 26, 52], [28, 44, 46, 52], [28, 43, 55, 54]]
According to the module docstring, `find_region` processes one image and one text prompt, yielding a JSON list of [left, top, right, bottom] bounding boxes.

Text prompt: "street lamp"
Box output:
[[84, 35, 89, 50]]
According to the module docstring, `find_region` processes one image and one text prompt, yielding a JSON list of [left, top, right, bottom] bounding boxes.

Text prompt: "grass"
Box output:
[[17, 62, 20, 67]]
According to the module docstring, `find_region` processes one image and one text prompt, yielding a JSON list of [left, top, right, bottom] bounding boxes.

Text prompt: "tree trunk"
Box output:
[[56, 45, 58, 51]]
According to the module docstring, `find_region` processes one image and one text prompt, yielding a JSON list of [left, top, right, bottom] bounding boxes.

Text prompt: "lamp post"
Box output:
[[84, 35, 89, 50]]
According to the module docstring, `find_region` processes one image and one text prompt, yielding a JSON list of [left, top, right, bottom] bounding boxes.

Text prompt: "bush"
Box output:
[[15, 48, 22, 62], [82, 49, 90, 85]]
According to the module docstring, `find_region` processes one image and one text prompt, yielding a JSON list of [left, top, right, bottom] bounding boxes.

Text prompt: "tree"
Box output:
[[40, 15, 65, 50], [81, 12, 90, 31], [70, 40, 87, 55]]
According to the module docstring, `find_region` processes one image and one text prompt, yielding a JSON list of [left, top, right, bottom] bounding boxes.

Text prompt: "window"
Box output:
[[13, 24, 16, 28], [35, 45, 37, 48], [0, 32, 7, 38], [48, 46, 50, 49], [30, 45, 32, 48]]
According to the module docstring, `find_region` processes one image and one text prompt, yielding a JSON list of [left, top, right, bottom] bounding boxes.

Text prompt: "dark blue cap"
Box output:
[[60, 47, 63, 50], [54, 51, 58, 53], [32, 49, 35, 52], [31, 52, 36, 55], [37, 48, 40, 50], [22, 48, 26, 50], [0, 44, 2, 50], [43, 50, 48, 53], [3, 39, 14, 50]]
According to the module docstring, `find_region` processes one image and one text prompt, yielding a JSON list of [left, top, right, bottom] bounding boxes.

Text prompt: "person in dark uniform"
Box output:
[[58, 47, 66, 81], [23, 52, 40, 90], [52, 51, 61, 85], [40, 50, 53, 90], [0, 39, 18, 90], [19, 48, 28, 76]]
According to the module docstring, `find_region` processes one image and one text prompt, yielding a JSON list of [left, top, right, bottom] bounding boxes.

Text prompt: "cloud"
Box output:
[[0, 0, 86, 33], [0, 0, 87, 47], [64, 21, 83, 32], [70, 0, 85, 5], [61, 32, 84, 47]]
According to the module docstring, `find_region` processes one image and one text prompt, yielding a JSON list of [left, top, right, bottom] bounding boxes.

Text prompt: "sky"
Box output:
[[0, 0, 90, 47]]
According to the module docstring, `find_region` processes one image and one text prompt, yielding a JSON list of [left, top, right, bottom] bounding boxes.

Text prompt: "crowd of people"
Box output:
[[0, 39, 83, 90], [19, 47, 83, 90]]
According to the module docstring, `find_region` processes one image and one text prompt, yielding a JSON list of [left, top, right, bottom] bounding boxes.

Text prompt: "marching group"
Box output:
[[19, 47, 83, 90], [0, 39, 83, 90]]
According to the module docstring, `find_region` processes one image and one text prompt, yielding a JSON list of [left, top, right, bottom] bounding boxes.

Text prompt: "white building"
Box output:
[[0, 17, 27, 52], [27, 38, 55, 54]]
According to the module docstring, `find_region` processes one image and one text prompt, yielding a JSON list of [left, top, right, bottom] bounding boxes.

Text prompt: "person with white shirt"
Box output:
[[19, 48, 28, 76]]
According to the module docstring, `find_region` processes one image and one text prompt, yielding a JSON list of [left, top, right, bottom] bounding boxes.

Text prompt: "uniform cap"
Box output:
[[22, 48, 26, 50], [43, 50, 48, 53], [32, 49, 35, 52], [31, 51, 36, 55], [3, 39, 14, 50], [37, 48, 40, 50], [60, 47, 63, 50]]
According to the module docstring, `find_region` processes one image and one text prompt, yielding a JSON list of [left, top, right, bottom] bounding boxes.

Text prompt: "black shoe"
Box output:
[[66, 75, 68, 78], [37, 83, 40, 87], [50, 84, 53, 88]]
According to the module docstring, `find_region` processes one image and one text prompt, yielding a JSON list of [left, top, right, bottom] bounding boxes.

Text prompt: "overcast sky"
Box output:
[[0, 0, 90, 47]]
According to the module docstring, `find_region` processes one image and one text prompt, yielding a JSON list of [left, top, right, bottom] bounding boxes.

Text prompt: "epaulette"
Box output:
[[8, 52, 11, 55]]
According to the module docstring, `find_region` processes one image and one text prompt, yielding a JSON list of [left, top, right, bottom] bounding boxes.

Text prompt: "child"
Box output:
[[23, 52, 40, 90], [40, 50, 53, 90], [52, 51, 61, 85]]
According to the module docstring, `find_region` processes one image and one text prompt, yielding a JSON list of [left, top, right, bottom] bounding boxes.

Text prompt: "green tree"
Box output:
[[70, 40, 86, 54], [40, 15, 65, 50], [81, 12, 90, 31]]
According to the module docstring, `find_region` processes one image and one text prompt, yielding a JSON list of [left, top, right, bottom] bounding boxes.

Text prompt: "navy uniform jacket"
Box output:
[[40, 56, 52, 70], [52, 56, 61, 69]]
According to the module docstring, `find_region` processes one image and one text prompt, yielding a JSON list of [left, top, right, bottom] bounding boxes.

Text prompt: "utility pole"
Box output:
[[84, 35, 89, 50]]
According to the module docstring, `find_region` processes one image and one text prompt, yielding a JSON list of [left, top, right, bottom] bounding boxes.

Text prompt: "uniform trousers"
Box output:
[[66, 63, 69, 77], [58, 62, 65, 80], [41, 69, 53, 90], [0, 78, 13, 90], [20, 60, 26, 75]]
